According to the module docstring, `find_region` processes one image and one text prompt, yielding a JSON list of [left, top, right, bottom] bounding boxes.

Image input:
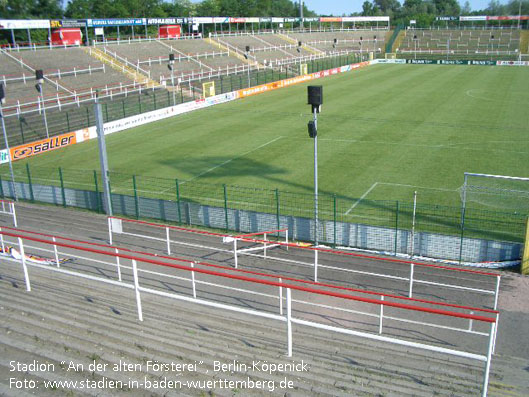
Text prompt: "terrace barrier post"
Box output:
[[115, 248, 122, 281], [286, 288, 292, 357], [93, 171, 101, 213], [132, 175, 139, 219], [394, 201, 399, 255], [191, 262, 196, 298], [58, 167, 66, 207], [17, 237, 31, 291], [52, 236, 60, 268], [223, 184, 229, 233], [175, 179, 182, 224], [275, 188, 280, 238], [131, 259, 143, 321], [26, 164, 34, 202]]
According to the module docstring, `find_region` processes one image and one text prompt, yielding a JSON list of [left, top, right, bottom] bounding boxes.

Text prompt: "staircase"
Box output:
[[276, 32, 324, 56], [83, 46, 160, 89], [1, 262, 524, 396], [205, 37, 261, 68]]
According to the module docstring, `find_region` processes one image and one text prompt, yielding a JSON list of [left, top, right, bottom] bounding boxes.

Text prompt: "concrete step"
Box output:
[[0, 265, 489, 396]]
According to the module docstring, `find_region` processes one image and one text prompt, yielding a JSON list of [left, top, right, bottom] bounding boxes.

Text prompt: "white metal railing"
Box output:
[[1, 65, 106, 85], [1, 81, 163, 118], [108, 217, 501, 312], [0, 226, 497, 397]]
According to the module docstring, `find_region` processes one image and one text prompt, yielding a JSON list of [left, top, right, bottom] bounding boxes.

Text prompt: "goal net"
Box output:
[[461, 173, 529, 214], [385, 53, 397, 59]]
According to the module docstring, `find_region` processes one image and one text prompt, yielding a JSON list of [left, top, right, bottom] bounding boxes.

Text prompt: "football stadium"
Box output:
[[0, 2, 529, 396]]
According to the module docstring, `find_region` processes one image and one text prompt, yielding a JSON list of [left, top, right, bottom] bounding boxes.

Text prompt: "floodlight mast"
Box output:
[[0, 84, 18, 200], [94, 92, 112, 216], [307, 86, 322, 281]]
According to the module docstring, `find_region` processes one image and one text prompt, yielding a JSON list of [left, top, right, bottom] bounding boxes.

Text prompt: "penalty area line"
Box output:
[[345, 182, 378, 215]]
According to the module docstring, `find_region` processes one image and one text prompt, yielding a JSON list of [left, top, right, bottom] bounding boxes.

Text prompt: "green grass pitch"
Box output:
[[15, 64, 529, 209]]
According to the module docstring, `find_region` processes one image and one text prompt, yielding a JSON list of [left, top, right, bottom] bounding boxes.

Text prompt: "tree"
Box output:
[[461, 1, 472, 15]]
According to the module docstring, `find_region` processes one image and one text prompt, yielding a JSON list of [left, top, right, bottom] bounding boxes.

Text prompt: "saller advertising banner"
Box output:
[[10, 132, 77, 161]]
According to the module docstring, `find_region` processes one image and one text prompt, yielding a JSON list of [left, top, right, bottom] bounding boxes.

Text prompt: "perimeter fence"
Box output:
[[0, 164, 525, 264]]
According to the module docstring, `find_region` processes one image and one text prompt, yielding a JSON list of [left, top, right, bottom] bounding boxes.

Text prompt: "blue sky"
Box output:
[[303, 1, 509, 15]]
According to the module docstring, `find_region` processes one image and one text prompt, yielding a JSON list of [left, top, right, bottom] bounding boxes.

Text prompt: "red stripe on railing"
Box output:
[[0, 229, 496, 323]]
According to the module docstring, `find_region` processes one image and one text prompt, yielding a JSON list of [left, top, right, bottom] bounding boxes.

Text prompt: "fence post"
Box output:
[[233, 238, 238, 268], [138, 95, 142, 113], [459, 205, 467, 264], [223, 184, 229, 233], [0, 175, 4, 198], [394, 201, 399, 255], [104, 103, 109, 121], [26, 164, 34, 202], [93, 170, 101, 213], [275, 188, 280, 238], [131, 259, 143, 321], [132, 175, 139, 219], [286, 288, 292, 357], [17, 237, 31, 291], [175, 178, 182, 224], [58, 167, 66, 207], [66, 112, 70, 131], [86, 107, 90, 126], [333, 194, 337, 248], [153, 90, 157, 110]]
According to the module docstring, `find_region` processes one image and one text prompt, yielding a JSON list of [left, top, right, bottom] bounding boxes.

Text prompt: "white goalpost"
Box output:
[[461, 173, 529, 214]]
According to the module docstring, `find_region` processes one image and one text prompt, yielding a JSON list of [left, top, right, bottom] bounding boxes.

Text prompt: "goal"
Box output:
[[385, 53, 397, 59], [461, 173, 529, 214], [202, 81, 215, 98], [299, 63, 308, 75]]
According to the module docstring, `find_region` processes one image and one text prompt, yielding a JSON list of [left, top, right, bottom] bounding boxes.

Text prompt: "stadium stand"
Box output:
[[398, 28, 520, 57]]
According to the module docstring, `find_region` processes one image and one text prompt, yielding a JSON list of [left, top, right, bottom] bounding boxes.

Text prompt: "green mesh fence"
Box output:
[[2, 164, 526, 252]]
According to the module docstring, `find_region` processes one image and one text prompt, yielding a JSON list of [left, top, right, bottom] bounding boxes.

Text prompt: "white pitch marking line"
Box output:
[[183, 136, 284, 184], [345, 182, 378, 215], [378, 182, 458, 192]]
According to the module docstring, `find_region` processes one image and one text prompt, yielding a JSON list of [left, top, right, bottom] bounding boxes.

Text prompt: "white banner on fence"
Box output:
[[496, 60, 529, 66], [0, 19, 51, 30]]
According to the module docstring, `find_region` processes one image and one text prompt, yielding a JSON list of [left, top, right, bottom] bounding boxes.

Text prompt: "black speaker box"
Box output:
[[307, 86, 323, 106]]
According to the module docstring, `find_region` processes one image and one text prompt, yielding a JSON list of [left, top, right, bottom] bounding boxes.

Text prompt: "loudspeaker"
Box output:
[[298, 41, 302, 46], [245, 45, 250, 52], [36, 69, 44, 82], [413, 35, 417, 40], [334, 38, 337, 44], [169, 53, 175, 61], [491, 35, 494, 39], [360, 36, 363, 41], [307, 120, 317, 138], [308, 85, 322, 106], [0, 83, 5, 104]]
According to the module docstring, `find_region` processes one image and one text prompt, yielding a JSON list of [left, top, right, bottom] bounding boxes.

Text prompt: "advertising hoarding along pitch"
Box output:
[[9, 132, 76, 161]]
